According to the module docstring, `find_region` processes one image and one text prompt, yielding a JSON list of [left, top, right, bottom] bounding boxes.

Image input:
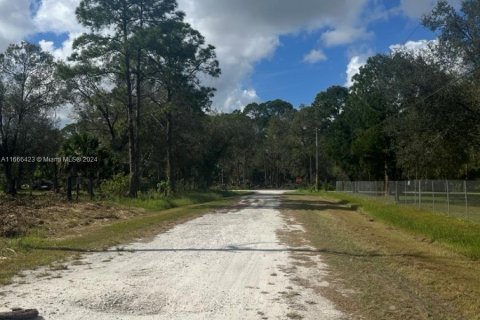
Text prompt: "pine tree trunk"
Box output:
[[88, 177, 94, 200], [76, 177, 80, 201], [67, 175, 73, 201], [124, 41, 138, 198], [53, 162, 59, 193], [4, 162, 16, 195], [128, 105, 139, 198], [166, 112, 175, 195]]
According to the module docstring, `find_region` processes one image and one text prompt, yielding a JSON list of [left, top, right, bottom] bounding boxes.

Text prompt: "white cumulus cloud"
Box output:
[[399, 0, 462, 18], [322, 26, 373, 47], [2, 0, 378, 112], [33, 0, 84, 64], [345, 56, 367, 87], [221, 88, 260, 113], [0, 0, 35, 51], [303, 49, 327, 64], [399, 0, 437, 18], [177, 0, 371, 111], [389, 39, 436, 54], [39, 32, 81, 62], [34, 0, 84, 33]]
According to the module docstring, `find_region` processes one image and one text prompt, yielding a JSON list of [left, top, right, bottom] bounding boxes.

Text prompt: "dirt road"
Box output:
[[0, 191, 343, 320]]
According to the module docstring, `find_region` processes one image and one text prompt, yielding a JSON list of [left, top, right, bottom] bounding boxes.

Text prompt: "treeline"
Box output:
[[1, 0, 480, 198], [1, 0, 220, 197]]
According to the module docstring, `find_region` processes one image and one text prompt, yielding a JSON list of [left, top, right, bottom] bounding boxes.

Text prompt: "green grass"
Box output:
[[282, 194, 480, 319], [343, 192, 480, 224], [297, 191, 480, 259], [0, 191, 245, 285], [112, 190, 244, 211]]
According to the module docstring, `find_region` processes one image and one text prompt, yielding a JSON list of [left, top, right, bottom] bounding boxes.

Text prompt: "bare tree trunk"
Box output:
[[132, 11, 143, 199], [166, 112, 175, 195], [127, 104, 139, 198], [122, 14, 139, 198], [88, 177, 94, 200], [76, 177, 80, 201], [53, 163, 59, 193], [67, 175, 73, 201], [4, 162, 16, 195], [384, 158, 389, 197], [264, 157, 267, 186], [309, 156, 312, 184]]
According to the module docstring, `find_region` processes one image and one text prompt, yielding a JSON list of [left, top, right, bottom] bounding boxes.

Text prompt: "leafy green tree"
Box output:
[[423, 0, 480, 74], [241, 99, 296, 186], [423, 0, 480, 176], [72, 0, 183, 197], [60, 133, 113, 200], [311, 85, 348, 129], [144, 18, 220, 194], [72, 0, 219, 196], [310, 86, 349, 185], [58, 63, 128, 153], [211, 112, 257, 187], [289, 107, 316, 184], [243, 99, 295, 134], [327, 50, 476, 181], [0, 42, 61, 195]]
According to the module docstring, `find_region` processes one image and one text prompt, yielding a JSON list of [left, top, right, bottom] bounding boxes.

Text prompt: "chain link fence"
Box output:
[[336, 180, 480, 223]]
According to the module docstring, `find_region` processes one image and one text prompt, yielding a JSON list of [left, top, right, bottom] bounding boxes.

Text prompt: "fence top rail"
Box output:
[[337, 180, 480, 182]]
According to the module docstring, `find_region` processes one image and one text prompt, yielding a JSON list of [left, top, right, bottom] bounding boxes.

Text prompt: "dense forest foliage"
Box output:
[[1, 0, 480, 198]]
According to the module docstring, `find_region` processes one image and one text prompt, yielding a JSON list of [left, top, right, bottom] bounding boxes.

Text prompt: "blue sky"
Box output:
[[176, 0, 455, 111], [0, 0, 457, 117], [250, 10, 437, 107], [28, 31, 69, 47]]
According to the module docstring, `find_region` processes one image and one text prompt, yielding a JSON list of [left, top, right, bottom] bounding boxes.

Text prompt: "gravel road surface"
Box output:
[[0, 190, 343, 319]]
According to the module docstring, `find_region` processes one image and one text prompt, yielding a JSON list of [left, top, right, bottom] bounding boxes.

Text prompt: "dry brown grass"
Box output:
[[0, 193, 145, 238], [0, 194, 241, 285]]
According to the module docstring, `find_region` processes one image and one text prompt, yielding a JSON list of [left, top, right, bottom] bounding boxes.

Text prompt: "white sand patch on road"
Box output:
[[0, 191, 343, 319]]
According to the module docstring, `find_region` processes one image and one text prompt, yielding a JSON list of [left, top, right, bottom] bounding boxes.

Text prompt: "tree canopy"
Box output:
[[2, 0, 480, 197]]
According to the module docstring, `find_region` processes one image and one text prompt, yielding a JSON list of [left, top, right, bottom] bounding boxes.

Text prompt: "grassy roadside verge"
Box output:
[[281, 193, 480, 319], [0, 192, 245, 285], [113, 190, 241, 211], [308, 191, 480, 259]]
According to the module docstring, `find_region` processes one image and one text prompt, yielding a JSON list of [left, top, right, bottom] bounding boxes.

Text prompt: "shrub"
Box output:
[[156, 181, 169, 196], [100, 174, 130, 198]]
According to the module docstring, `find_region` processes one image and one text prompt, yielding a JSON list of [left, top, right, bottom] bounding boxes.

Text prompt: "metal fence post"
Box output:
[[334, 179, 478, 223], [432, 180, 435, 212], [446, 179, 450, 216], [418, 179, 422, 208], [413, 180, 417, 206], [464, 180, 468, 219], [395, 181, 399, 203]]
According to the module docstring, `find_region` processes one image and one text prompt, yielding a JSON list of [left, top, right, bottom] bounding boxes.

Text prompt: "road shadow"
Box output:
[[29, 244, 428, 259], [0, 311, 44, 320], [221, 193, 357, 212], [280, 199, 358, 212]]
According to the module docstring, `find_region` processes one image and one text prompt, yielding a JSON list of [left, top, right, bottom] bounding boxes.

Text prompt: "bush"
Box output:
[[100, 174, 130, 198], [156, 181, 169, 196]]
